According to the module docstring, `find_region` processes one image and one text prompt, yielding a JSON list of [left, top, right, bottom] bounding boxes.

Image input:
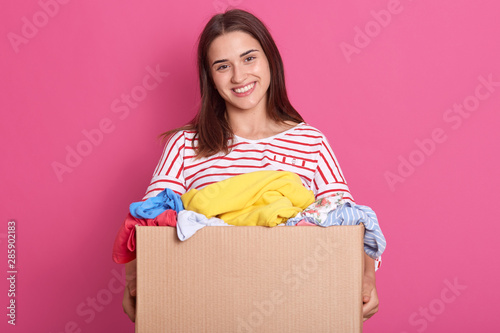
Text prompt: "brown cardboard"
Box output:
[[136, 225, 364, 333]]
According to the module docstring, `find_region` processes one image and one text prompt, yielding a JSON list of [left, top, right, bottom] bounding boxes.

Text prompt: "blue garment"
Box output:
[[286, 202, 386, 260], [130, 188, 184, 219]]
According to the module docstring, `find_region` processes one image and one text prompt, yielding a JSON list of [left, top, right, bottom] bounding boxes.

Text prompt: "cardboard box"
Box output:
[[136, 225, 364, 332]]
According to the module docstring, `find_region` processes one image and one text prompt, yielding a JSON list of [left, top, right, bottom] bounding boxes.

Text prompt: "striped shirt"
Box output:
[[142, 122, 354, 203]]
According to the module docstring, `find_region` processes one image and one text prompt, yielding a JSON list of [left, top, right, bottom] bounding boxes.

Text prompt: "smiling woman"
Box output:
[[120, 8, 381, 323], [161, 8, 306, 157], [208, 34, 271, 116]]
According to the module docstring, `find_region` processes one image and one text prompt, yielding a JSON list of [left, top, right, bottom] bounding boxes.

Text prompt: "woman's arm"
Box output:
[[122, 259, 137, 322], [120, 132, 188, 322], [362, 253, 379, 321], [308, 129, 380, 320]]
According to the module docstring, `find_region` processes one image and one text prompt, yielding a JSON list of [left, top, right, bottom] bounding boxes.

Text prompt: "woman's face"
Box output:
[[207, 31, 271, 114]]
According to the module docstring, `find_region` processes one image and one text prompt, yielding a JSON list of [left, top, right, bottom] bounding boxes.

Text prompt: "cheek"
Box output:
[[212, 77, 231, 99], [257, 63, 271, 88], [211, 76, 225, 92], [257, 61, 271, 81]]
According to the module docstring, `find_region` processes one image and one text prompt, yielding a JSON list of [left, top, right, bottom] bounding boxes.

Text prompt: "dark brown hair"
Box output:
[[162, 9, 304, 158]]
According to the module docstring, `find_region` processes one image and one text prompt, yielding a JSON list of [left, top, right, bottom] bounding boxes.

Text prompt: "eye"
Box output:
[[245, 56, 256, 62], [216, 64, 229, 71]]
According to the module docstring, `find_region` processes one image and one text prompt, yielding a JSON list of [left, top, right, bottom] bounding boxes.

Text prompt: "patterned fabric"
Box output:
[[290, 192, 346, 225], [286, 200, 386, 271]]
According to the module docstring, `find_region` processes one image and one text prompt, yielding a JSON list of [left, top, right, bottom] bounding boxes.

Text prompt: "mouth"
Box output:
[[231, 82, 256, 96]]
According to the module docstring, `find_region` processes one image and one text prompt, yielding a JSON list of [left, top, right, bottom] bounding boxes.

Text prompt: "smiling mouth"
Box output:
[[232, 82, 255, 94]]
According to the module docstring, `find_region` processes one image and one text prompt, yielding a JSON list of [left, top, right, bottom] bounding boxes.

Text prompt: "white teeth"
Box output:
[[233, 82, 255, 93]]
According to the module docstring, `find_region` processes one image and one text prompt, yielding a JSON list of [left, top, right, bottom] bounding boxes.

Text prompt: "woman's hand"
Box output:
[[362, 253, 379, 321], [122, 259, 137, 322]]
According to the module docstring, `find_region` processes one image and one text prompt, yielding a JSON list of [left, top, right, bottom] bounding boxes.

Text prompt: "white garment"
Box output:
[[176, 210, 230, 241]]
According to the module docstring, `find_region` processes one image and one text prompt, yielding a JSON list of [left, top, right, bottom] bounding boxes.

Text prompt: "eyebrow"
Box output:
[[211, 49, 259, 67]]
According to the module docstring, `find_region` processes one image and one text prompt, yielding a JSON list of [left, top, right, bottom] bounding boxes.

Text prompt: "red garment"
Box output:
[[296, 219, 316, 226], [112, 210, 177, 264]]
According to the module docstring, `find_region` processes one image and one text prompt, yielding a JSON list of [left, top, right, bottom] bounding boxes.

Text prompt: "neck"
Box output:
[[225, 100, 271, 138], [226, 106, 299, 140]]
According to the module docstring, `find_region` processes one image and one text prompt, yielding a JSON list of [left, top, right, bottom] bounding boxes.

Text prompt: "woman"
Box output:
[[123, 8, 379, 322]]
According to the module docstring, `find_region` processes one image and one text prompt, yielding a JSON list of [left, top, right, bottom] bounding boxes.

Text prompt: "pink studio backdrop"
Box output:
[[1, 0, 499, 332]]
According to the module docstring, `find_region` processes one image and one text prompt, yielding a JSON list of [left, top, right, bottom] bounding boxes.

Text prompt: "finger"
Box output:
[[362, 288, 379, 320], [363, 303, 377, 320], [123, 299, 136, 322], [122, 285, 136, 322], [129, 278, 137, 296], [363, 303, 378, 319], [362, 281, 374, 304], [363, 303, 378, 320], [362, 299, 372, 317]]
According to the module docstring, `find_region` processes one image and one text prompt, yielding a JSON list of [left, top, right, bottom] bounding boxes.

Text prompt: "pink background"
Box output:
[[1, 0, 499, 332]]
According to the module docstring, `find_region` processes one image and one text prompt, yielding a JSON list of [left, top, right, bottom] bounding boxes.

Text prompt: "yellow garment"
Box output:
[[181, 171, 315, 226]]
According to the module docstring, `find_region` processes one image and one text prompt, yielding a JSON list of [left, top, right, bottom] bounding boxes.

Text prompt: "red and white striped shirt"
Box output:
[[142, 122, 354, 203]]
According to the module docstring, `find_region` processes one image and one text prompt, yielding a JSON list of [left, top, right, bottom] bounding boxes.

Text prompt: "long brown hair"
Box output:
[[162, 9, 304, 158]]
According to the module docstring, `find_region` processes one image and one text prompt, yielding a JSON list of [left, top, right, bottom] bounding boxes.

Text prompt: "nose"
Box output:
[[231, 63, 247, 84]]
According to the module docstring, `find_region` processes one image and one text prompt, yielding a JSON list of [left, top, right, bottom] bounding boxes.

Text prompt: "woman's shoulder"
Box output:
[[288, 122, 328, 139], [162, 128, 198, 146]]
